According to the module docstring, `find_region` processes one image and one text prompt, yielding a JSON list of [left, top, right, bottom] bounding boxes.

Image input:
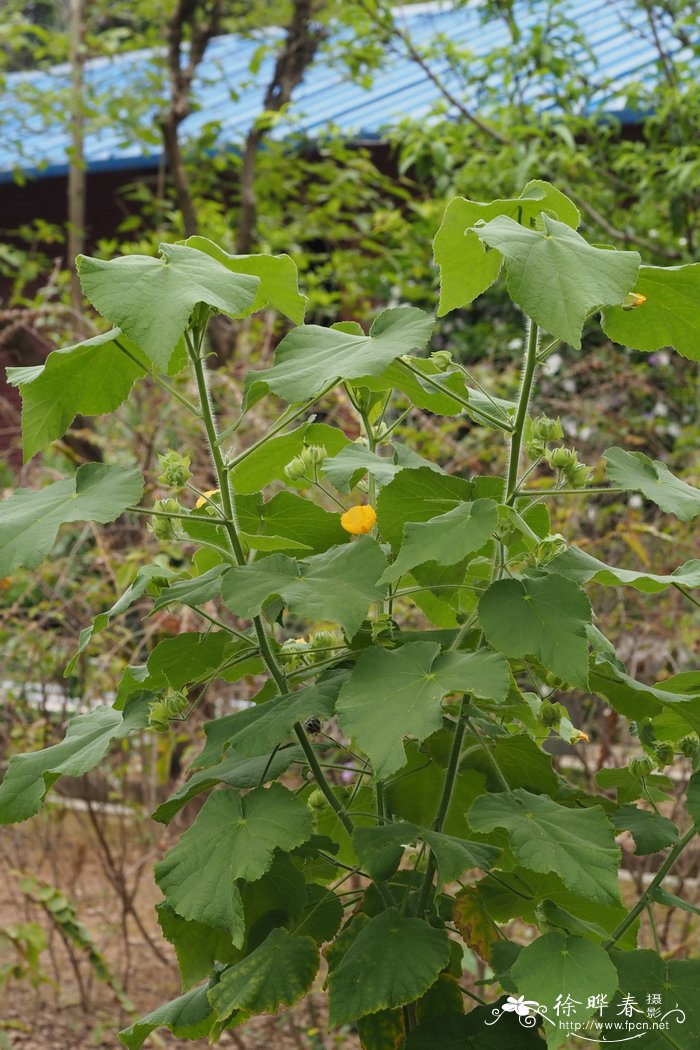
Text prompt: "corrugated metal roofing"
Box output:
[[0, 0, 687, 184]]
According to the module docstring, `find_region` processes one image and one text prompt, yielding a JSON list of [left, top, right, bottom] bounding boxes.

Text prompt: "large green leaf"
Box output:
[[611, 805, 679, 856], [0, 463, 143, 576], [157, 904, 239, 990], [119, 981, 214, 1049], [590, 655, 700, 735], [604, 447, 700, 521], [406, 1005, 545, 1049], [143, 631, 231, 690], [353, 822, 499, 885], [511, 933, 618, 1049], [328, 908, 451, 1025], [376, 466, 473, 549], [476, 214, 640, 347], [468, 790, 621, 905], [230, 422, 349, 494], [236, 490, 348, 556], [152, 564, 229, 611], [476, 868, 638, 949], [434, 180, 580, 314], [336, 643, 510, 778], [188, 675, 346, 767], [6, 329, 147, 461], [546, 546, 700, 593], [221, 536, 387, 638], [77, 243, 259, 370], [244, 306, 434, 404], [603, 950, 700, 1049], [0, 698, 147, 824], [478, 574, 592, 689], [380, 499, 499, 583], [601, 262, 700, 361], [358, 356, 516, 424], [386, 740, 487, 839], [322, 442, 440, 494], [208, 927, 319, 1024], [154, 785, 312, 941], [66, 564, 176, 676], [153, 746, 304, 823], [183, 236, 306, 324]]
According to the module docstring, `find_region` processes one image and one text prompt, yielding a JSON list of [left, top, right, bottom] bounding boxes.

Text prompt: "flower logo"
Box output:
[[502, 995, 540, 1017]]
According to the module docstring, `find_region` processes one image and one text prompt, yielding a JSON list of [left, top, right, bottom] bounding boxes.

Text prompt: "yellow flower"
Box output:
[[195, 489, 219, 508], [575, 731, 590, 743], [340, 504, 377, 535], [623, 291, 647, 310]]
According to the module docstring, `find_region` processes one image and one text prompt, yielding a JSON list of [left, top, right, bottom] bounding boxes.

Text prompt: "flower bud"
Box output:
[[547, 447, 578, 471], [540, 701, 560, 727], [284, 455, 308, 481], [654, 742, 675, 766], [148, 498, 183, 541], [629, 754, 654, 779], [430, 350, 453, 372], [157, 449, 191, 489], [304, 444, 327, 468], [678, 734, 700, 758], [622, 291, 647, 310], [568, 464, 592, 488], [535, 533, 567, 565], [532, 415, 564, 442]]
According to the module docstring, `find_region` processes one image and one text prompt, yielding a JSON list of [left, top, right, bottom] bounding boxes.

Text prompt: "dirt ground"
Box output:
[[0, 806, 360, 1050]]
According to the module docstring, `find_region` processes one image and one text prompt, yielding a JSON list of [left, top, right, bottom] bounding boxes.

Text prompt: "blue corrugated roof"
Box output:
[[0, 0, 688, 184]]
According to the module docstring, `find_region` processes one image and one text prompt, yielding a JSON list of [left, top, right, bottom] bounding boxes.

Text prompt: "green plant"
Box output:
[[17, 873, 133, 1012], [0, 919, 49, 992], [1, 181, 699, 1048]]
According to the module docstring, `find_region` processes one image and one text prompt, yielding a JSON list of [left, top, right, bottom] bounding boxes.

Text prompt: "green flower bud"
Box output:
[[307, 788, 327, 811], [525, 440, 547, 460], [568, 464, 592, 487], [148, 498, 183, 542], [157, 449, 191, 489], [303, 444, 328, 468], [164, 688, 189, 718], [629, 755, 654, 779], [547, 446, 578, 471], [148, 700, 171, 733], [284, 455, 308, 481], [535, 533, 567, 565], [532, 415, 564, 442], [678, 734, 700, 758], [654, 742, 675, 766], [430, 350, 453, 371], [540, 700, 561, 727]]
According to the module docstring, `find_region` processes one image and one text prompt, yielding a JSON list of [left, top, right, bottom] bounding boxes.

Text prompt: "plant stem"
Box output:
[[221, 380, 338, 458], [466, 718, 511, 792], [127, 505, 219, 523], [673, 583, 700, 612], [399, 359, 514, 432], [190, 606, 255, 645], [603, 824, 697, 949], [506, 318, 539, 503], [184, 327, 384, 901], [520, 486, 624, 496], [114, 338, 201, 416], [416, 695, 470, 915]]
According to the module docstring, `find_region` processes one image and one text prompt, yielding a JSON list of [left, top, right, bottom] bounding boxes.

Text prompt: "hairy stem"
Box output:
[[506, 318, 539, 503], [187, 329, 360, 847], [603, 824, 697, 949], [416, 696, 470, 915]]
